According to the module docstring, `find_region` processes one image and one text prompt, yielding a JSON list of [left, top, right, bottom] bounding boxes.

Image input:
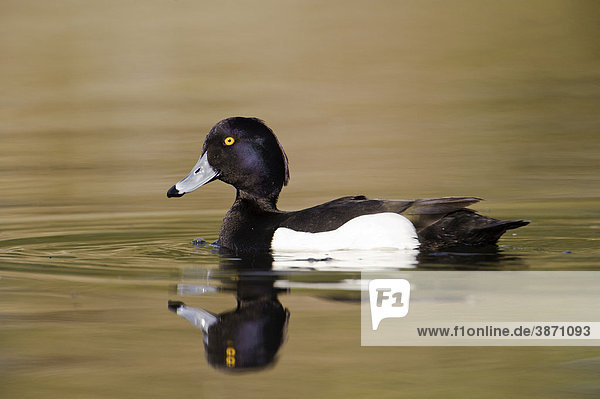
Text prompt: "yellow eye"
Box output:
[[224, 137, 235, 146]]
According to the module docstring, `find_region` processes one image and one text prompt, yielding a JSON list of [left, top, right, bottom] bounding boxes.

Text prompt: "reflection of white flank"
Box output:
[[271, 249, 419, 270], [274, 279, 367, 291], [271, 213, 420, 270]]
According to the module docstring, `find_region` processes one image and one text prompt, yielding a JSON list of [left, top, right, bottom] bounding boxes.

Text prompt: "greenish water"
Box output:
[[1, 0, 600, 398]]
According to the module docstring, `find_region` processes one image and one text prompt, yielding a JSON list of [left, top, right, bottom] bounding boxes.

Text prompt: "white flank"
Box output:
[[271, 212, 420, 251]]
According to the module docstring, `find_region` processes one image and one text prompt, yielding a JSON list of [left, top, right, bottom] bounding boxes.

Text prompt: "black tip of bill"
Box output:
[[168, 300, 185, 312], [167, 185, 184, 198]]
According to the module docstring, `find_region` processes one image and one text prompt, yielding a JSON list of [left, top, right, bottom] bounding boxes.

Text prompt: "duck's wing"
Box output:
[[279, 195, 481, 233], [279, 195, 528, 251], [398, 196, 484, 231]]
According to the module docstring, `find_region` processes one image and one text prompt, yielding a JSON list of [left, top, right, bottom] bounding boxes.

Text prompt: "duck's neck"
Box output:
[[218, 190, 281, 253], [235, 189, 280, 212]]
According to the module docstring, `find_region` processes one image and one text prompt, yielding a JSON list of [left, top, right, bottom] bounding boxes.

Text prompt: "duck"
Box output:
[[167, 117, 528, 255]]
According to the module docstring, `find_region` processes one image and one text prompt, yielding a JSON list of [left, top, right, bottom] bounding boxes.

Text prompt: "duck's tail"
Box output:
[[414, 206, 529, 252], [472, 218, 530, 240]]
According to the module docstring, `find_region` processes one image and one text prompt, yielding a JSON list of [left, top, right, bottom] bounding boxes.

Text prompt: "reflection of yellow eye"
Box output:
[[224, 137, 235, 146], [225, 346, 236, 368]]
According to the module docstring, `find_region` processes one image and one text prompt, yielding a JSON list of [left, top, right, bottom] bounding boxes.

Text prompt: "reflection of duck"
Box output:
[[169, 275, 289, 372], [168, 117, 528, 255]]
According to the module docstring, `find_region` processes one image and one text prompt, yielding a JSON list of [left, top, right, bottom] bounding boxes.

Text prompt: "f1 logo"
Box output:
[[369, 279, 411, 330]]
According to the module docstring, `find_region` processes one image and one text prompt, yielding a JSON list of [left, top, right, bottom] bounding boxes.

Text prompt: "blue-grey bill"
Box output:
[[167, 152, 218, 197]]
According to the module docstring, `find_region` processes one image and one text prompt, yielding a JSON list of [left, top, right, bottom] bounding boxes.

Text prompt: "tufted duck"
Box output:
[[167, 117, 528, 254]]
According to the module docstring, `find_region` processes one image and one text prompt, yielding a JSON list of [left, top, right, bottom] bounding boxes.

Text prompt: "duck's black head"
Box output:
[[167, 117, 289, 204]]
